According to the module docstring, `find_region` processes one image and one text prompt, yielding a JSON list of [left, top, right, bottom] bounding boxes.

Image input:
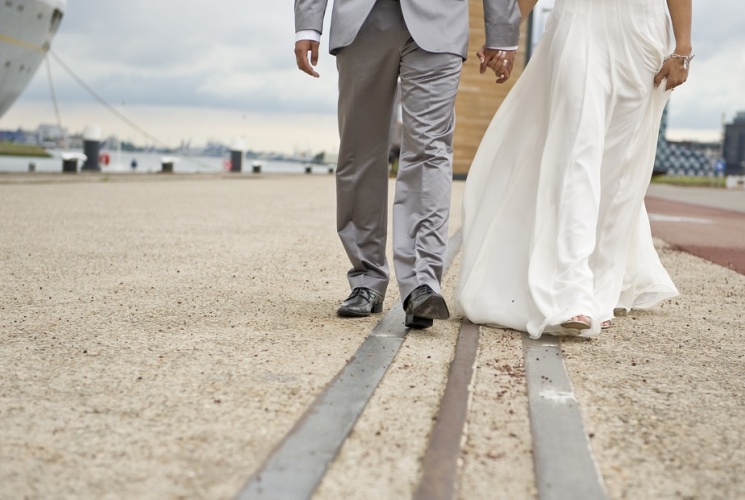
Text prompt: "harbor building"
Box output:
[[723, 112, 745, 175]]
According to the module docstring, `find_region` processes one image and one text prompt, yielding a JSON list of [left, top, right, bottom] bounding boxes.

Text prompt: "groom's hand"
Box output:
[[295, 40, 320, 78], [477, 46, 516, 84]]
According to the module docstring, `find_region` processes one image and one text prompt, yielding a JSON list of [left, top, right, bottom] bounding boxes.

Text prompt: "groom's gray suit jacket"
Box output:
[[295, 0, 521, 58]]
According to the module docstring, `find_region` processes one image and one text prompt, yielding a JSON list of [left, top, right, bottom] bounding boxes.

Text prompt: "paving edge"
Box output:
[[235, 230, 463, 500], [523, 335, 608, 500], [413, 320, 480, 500]]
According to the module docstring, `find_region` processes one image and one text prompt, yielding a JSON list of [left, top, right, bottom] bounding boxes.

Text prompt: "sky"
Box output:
[[1, 0, 744, 155]]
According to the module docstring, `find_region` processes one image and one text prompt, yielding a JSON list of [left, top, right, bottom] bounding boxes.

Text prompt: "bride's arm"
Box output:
[[667, 0, 693, 56], [518, 0, 539, 24], [654, 0, 693, 90]]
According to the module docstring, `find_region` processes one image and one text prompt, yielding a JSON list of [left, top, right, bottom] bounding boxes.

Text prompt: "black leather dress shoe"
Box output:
[[404, 285, 450, 329], [337, 287, 384, 317]]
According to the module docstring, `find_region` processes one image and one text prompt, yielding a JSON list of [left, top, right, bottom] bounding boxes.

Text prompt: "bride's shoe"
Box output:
[[561, 315, 592, 330], [601, 320, 612, 329]]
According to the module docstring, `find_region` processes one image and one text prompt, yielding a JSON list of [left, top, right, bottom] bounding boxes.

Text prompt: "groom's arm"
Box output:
[[479, 0, 521, 83], [294, 0, 329, 78], [483, 0, 521, 49]]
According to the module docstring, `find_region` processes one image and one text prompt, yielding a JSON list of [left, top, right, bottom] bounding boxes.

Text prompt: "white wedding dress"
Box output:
[[456, 0, 679, 339]]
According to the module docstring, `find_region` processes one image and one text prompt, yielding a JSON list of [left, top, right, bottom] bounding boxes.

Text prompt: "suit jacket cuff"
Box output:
[[295, 29, 321, 43], [486, 45, 519, 51], [485, 24, 520, 48]]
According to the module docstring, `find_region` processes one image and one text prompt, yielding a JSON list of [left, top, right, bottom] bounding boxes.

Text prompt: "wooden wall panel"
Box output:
[[453, 2, 529, 178]]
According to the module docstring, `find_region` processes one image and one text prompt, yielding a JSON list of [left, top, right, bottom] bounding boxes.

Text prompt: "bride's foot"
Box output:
[[561, 315, 592, 330]]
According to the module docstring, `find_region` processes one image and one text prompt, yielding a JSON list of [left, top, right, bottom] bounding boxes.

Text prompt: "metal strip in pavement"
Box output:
[[523, 335, 608, 500], [236, 230, 463, 500], [413, 320, 480, 500]]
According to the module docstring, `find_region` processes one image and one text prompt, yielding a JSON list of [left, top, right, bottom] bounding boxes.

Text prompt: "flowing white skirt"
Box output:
[[456, 0, 679, 338]]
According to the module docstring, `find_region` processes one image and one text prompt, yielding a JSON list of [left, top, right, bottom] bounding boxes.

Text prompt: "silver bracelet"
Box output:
[[666, 53, 695, 71]]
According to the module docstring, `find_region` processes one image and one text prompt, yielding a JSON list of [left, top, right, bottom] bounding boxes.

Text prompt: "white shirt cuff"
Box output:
[[486, 45, 519, 51], [296, 30, 321, 43]]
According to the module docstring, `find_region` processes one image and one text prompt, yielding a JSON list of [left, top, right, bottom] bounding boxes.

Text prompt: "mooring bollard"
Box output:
[[81, 125, 102, 172], [230, 150, 243, 173], [160, 156, 179, 174], [28, 162, 36, 173], [328, 166, 334, 174], [305, 164, 312, 174], [230, 138, 245, 173], [60, 152, 87, 174], [252, 161, 262, 174]]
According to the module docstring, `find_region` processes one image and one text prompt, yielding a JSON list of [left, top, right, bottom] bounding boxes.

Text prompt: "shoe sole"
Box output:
[[411, 294, 450, 320], [405, 314, 434, 329], [561, 320, 592, 330], [337, 303, 383, 318]]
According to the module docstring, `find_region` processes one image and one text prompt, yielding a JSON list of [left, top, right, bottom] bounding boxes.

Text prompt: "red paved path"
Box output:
[[646, 196, 745, 275]]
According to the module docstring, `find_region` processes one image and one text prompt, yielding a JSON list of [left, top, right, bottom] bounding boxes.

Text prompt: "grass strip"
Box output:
[[651, 175, 725, 188], [0, 142, 52, 158]]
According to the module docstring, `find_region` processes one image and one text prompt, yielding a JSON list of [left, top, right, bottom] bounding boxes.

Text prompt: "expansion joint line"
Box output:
[[416, 295, 609, 499], [236, 229, 463, 500], [523, 335, 608, 499], [414, 319, 480, 500], [236, 226, 607, 499]]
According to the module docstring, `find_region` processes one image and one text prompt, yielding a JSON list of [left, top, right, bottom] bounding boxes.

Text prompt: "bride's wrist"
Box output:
[[666, 51, 695, 71], [673, 44, 693, 56]]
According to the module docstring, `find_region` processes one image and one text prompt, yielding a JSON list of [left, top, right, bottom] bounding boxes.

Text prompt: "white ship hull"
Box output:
[[0, 0, 66, 118]]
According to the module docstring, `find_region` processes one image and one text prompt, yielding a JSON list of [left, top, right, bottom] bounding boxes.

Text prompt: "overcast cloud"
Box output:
[[2, 0, 744, 153]]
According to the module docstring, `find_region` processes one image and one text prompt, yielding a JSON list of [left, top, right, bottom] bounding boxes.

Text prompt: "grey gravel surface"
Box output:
[[1, 174, 743, 499]]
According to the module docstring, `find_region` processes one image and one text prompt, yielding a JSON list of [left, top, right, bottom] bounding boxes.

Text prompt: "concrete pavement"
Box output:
[[1, 174, 743, 499]]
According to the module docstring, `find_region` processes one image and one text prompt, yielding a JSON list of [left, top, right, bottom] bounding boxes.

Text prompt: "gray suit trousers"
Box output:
[[335, 0, 461, 301]]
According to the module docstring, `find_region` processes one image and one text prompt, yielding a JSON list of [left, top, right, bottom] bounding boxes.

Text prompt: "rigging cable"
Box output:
[[45, 55, 66, 148], [47, 49, 215, 171]]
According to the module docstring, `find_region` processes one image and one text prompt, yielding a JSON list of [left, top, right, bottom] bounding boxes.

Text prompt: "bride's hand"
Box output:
[[476, 45, 516, 84], [654, 53, 692, 91]]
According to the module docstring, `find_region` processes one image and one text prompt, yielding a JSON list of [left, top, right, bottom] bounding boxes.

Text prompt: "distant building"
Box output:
[[66, 133, 84, 149], [203, 141, 229, 157], [0, 128, 34, 144], [654, 106, 717, 176], [36, 124, 68, 147], [669, 139, 722, 162], [723, 111, 745, 175]]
